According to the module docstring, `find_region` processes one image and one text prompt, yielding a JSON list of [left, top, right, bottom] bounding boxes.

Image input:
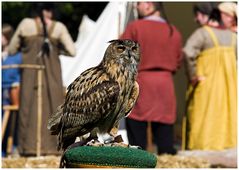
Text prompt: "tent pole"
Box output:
[[118, 11, 121, 37]]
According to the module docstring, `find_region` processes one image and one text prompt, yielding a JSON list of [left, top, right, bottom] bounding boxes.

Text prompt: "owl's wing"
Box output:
[[125, 81, 139, 117], [61, 80, 120, 140]]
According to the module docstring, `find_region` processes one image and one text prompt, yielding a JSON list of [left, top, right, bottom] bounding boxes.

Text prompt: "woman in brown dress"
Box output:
[[8, 3, 76, 156]]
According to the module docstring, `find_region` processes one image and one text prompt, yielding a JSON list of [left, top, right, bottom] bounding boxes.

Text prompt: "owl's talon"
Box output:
[[86, 139, 103, 147]]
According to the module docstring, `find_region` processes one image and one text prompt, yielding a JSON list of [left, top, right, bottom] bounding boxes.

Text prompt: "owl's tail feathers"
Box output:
[[47, 104, 64, 135]]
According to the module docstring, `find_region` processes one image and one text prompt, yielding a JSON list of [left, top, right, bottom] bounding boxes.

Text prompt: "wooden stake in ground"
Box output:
[[36, 68, 43, 157]]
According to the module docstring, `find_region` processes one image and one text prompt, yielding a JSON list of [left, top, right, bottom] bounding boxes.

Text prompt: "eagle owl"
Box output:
[[48, 39, 140, 150]]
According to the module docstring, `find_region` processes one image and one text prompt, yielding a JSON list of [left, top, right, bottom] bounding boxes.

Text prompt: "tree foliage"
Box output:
[[2, 2, 108, 41]]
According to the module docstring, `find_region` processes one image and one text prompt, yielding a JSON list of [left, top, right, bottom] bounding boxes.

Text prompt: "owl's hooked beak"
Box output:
[[127, 49, 130, 57], [127, 49, 132, 59]]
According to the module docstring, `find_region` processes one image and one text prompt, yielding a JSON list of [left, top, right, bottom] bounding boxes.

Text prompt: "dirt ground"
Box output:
[[2, 154, 210, 168], [178, 148, 237, 168]]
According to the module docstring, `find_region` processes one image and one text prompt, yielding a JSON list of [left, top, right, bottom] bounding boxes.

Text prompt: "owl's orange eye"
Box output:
[[132, 46, 138, 52], [117, 46, 125, 52]]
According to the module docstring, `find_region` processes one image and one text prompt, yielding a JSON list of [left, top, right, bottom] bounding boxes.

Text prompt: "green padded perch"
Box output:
[[63, 146, 157, 168]]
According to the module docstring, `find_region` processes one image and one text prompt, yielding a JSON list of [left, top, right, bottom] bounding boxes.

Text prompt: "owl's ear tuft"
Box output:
[[108, 39, 124, 44], [108, 39, 137, 44]]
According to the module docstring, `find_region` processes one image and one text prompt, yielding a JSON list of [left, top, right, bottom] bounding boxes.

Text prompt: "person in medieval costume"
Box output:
[[121, 2, 183, 155], [8, 3, 76, 156], [184, 4, 237, 150]]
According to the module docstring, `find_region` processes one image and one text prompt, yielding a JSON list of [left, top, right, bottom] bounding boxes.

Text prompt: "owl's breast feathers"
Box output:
[[103, 61, 138, 125]]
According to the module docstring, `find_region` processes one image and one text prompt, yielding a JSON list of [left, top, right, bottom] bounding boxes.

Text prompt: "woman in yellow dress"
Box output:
[[183, 7, 237, 150]]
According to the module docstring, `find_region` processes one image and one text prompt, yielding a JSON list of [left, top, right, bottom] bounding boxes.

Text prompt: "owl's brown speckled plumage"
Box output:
[[47, 39, 140, 150]]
